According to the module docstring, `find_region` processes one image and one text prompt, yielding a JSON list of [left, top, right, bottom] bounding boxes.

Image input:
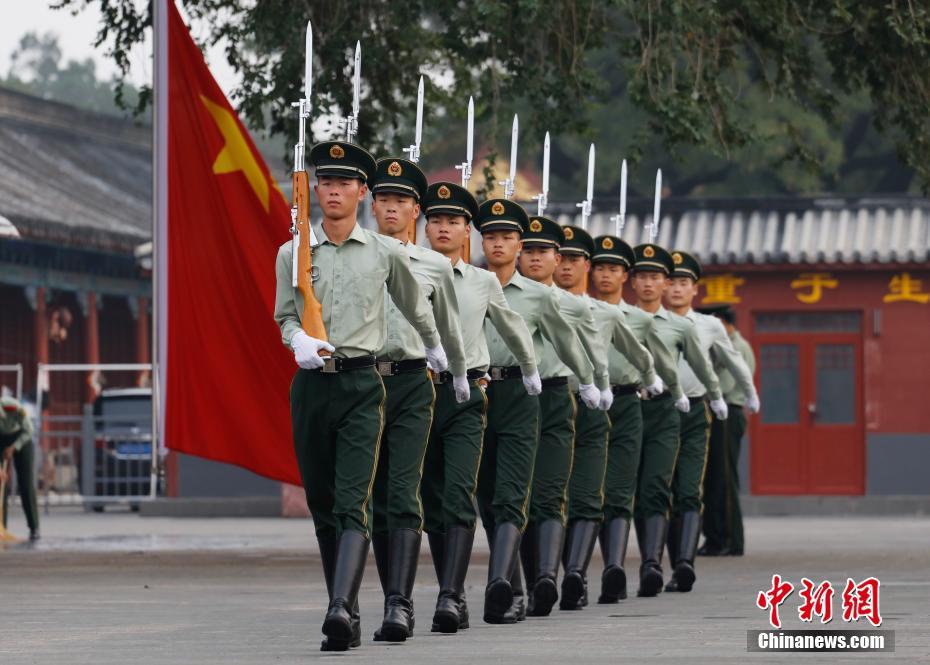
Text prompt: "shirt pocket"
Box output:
[[347, 264, 389, 310]]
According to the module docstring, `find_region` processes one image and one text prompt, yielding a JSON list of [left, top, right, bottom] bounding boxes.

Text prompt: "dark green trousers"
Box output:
[[290, 367, 385, 539], [528, 383, 576, 525], [703, 406, 746, 552], [476, 378, 540, 532], [371, 369, 436, 536], [567, 399, 610, 522], [671, 400, 711, 516], [634, 396, 680, 519], [421, 379, 488, 534], [603, 393, 643, 522], [1, 441, 39, 531]]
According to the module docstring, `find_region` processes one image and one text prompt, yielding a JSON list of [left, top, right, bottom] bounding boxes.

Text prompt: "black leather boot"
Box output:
[[664, 514, 683, 592], [637, 515, 667, 597], [427, 530, 445, 582], [431, 526, 474, 633], [321, 530, 369, 649], [372, 531, 390, 594], [528, 519, 563, 616], [483, 522, 521, 624], [503, 558, 526, 622], [374, 529, 421, 642], [519, 525, 537, 614], [560, 520, 598, 610], [318, 534, 362, 651], [667, 511, 701, 592], [598, 517, 630, 603]]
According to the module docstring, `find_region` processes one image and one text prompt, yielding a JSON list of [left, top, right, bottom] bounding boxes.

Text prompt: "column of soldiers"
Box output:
[[273, 142, 760, 652]]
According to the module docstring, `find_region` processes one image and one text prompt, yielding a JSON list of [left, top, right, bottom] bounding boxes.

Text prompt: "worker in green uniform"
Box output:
[[421, 181, 537, 634], [663, 251, 758, 592], [515, 216, 602, 616], [697, 305, 756, 557], [553, 227, 661, 610], [368, 158, 469, 642], [274, 140, 446, 651], [629, 243, 723, 597], [0, 393, 39, 541], [587, 234, 680, 602]]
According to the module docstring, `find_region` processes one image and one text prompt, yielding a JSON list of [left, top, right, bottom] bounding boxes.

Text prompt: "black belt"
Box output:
[[433, 369, 486, 384], [611, 384, 639, 396], [315, 355, 376, 374], [644, 390, 671, 401], [689, 395, 708, 406], [541, 376, 568, 388], [488, 365, 522, 381], [376, 358, 428, 377]]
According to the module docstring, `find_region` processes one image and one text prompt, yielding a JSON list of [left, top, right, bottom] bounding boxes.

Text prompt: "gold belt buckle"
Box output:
[[490, 367, 503, 381], [321, 357, 337, 374], [377, 361, 394, 376]]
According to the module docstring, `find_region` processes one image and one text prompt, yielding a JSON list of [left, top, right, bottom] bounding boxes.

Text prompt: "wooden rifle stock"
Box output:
[[293, 170, 328, 345]]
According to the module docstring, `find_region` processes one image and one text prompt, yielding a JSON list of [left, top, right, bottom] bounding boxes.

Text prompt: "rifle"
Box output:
[[533, 132, 550, 216], [403, 76, 425, 242], [499, 114, 518, 200], [576, 143, 595, 230], [649, 169, 662, 242], [609, 159, 628, 237], [290, 21, 327, 343], [455, 96, 475, 262]]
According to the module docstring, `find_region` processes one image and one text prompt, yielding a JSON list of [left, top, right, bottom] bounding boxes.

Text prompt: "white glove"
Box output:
[[291, 330, 335, 370], [579, 383, 600, 410], [522, 370, 542, 396], [645, 375, 665, 397], [453, 374, 471, 404], [710, 398, 729, 420], [599, 388, 614, 411], [424, 344, 449, 373], [745, 392, 761, 414], [675, 395, 691, 413]]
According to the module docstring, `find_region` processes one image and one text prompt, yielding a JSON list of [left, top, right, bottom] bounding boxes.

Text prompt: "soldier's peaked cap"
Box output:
[[632, 243, 675, 274], [669, 250, 702, 281], [522, 216, 564, 249], [310, 140, 377, 183], [591, 235, 634, 267], [422, 181, 479, 221], [475, 198, 530, 235], [560, 226, 595, 257], [370, 157, 428, 201]]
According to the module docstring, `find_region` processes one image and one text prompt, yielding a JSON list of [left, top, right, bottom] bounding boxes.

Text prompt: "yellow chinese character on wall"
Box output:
[[790, 273, 838, 304], [701, 273, 745, 304], [883, 273, 929, 304]]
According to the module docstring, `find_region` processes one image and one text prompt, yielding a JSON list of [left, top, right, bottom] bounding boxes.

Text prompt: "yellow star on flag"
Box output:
[[200, 94, 273, 212]]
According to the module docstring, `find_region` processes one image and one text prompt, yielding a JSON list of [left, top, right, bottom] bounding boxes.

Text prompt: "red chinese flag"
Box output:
[[157, 1, 299, 483]]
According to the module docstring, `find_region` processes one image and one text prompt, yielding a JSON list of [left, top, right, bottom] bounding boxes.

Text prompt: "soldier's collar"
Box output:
[[505, 270, 526, 289], [653, 304, 669, 319], [318, 221, 368, 246], [452, 258, 468, 275]]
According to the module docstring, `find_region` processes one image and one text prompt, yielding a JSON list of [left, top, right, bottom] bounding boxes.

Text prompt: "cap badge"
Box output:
[[563, 227, 574, 240], [437, 185, 451, 199], [329, 144, 345, 159], [529, 219, 543, 233], [387, 161, 403, 176], [644, 245, 655, 258], [673, 252, 683, 265], [491, 201, 505, 216], [602, 237, 614, 250]]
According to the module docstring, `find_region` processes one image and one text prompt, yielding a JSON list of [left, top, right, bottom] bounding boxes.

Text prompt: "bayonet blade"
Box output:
[[542, 132, 550, 197], [466, 96, 474, 163], [620, 159, 627, 218], [352, 41, 361, 117], [415, 76, 424, 148], [652, 168, 662, 241], [586, 143, 595, 203], [509, 114, 519, 184], [304, 21, 312, 100]]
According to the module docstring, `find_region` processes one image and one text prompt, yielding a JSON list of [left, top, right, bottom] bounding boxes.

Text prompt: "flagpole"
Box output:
[[152, 0, 169, 490]]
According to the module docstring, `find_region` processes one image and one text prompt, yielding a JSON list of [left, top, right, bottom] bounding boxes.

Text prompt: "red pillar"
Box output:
[[136, 296, 151, 387], [35, 286, 49, 367], [85, 291, 100, 404]]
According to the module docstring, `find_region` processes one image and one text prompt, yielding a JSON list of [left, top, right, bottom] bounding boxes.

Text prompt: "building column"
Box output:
[[83, 291, 100, 403]]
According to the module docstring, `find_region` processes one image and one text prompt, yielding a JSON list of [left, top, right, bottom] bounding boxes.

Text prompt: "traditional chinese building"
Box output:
[[553, 196, 930, 497]]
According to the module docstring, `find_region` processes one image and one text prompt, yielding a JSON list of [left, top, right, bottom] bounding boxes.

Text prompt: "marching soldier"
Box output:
[[420, 182, 538, 634], [515, 216, 602, 616], [697, 305, 756, 557], [274, 140, 447, 651], [628, 243, 723, 597], [663, 251, 758, 592], [587, 234, 680, 602], [0, 392, 39, 541], [368, 158, 470, 642]]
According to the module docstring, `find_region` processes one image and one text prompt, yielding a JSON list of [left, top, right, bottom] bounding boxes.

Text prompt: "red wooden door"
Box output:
[[751, 312, 864, 495]]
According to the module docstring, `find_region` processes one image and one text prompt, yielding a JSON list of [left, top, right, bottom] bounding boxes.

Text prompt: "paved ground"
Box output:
[[1, 508, 928, 664]]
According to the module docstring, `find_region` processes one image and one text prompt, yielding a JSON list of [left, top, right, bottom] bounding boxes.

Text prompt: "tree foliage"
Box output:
[[52, 0, 930, 194]]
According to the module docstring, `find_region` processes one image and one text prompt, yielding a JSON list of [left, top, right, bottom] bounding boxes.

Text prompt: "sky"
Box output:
[[0, 0, 239, 96]]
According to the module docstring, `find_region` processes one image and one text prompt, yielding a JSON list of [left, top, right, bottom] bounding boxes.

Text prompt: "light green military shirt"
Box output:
[[551, 289, 609, 390], [0, 396, 33, 452], [645, 305, 722, 401], [617, 301, 682, 397], [588, 297, 657, 388], [274, 222, 440, 359], [377, 242, 467, 376], [485, 271, 594, 385], [452, 259, 537, 375], [720, 330, 756, 406], [677, 308, 756, 402]]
